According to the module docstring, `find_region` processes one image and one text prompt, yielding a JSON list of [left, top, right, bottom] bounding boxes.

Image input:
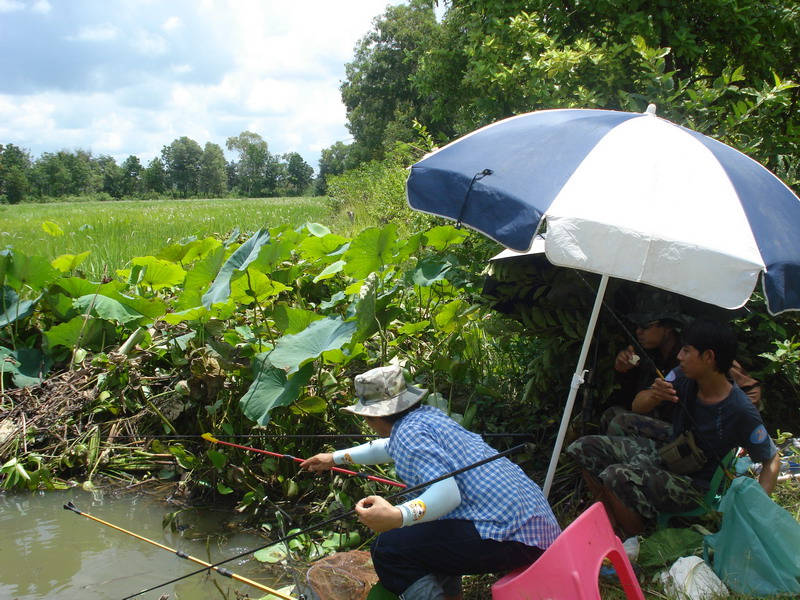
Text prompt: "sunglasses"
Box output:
[[636, 320, 661, 330]]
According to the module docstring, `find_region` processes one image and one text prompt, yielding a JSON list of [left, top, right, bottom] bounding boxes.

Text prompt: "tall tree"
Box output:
[[283, 152, 314, 196], [199, 142, 228, 197], [120, 155, 144, 197], [0, 144, 32, 204], [341, 0, 438, 164], [94, 154, 123, 199], [161, 136, 203, 197], [143, 157, 167, 195], [316, 141, 354, 195], [225, 131, 270, 197]]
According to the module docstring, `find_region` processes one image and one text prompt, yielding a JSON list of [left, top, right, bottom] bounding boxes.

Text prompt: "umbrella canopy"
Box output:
[[407, 105, 800, 315], [406, 105, 800, 497]]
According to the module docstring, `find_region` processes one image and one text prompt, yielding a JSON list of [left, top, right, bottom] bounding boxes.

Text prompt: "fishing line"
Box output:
[[121, 442, 532, 600], [63, 501, 295, 600], [202, 433, 406, 488]]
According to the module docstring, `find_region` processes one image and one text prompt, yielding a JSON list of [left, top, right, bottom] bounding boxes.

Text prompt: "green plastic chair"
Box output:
[[657, 449, 737, 529]]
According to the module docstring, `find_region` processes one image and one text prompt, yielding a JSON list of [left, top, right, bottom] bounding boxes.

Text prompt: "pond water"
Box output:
[[0, 486, 295, 600]]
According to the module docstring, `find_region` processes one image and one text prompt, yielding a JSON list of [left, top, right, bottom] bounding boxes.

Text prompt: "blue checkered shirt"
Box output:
[[386, 405, 560, 549]]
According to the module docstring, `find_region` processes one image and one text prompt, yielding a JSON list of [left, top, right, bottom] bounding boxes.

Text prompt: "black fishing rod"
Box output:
[[121, 442, 532, 600], [63, 502, 295, 600]]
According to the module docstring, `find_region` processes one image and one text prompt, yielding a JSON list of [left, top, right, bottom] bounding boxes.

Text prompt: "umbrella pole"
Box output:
[[543, 274, 609, 499]]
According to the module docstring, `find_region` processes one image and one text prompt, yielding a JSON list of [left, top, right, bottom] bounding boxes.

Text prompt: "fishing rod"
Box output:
[[202, 433, 406, 488], [63, 501, 295, 600], [122, 442, 532, 600]]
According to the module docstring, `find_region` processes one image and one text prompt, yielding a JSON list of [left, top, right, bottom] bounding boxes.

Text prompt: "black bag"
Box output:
[[658, 431, 707, 474]]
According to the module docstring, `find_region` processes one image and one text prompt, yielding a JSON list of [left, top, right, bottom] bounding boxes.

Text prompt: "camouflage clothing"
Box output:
[[606, 412, 673, 444], [566, 435, 703, 519]]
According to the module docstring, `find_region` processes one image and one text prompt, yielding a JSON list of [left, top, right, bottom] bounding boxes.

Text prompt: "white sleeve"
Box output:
[[332, 438, 392, 466], [396, 477, 461, 527]]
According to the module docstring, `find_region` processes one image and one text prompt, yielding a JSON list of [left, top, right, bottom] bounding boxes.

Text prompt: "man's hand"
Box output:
[[355, 496, 402, 533], [651, 377, 679, 403], [299, 453, 335, 473], [614, 345, 639, 373]]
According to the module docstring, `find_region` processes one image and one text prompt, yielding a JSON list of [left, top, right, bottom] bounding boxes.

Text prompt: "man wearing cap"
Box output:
[[300, 364, 560, 600], [604, 288, 760, 440]]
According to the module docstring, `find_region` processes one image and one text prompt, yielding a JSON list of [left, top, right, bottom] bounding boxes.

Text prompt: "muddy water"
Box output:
[[0, 487, 294, 600]]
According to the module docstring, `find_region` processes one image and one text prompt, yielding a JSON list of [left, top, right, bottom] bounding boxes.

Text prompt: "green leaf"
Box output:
[[53, 277, 125, 299], [51, 251, 91, 273], [423, 225, 468, 250], [343, 224, 399, 279], [230, 269, 290, 304], [6, 251, 59, 292], [203, 228, 271, 307], [412, 259, 453, 287], [207, 449, 227, 469], [251, 237, 295, 272], [254, 545, 288, 564], [0, 347, 53, 387], [43, 315, 116, 350], [42, 221, 64, 237], [268, 317, 356, 373], [299, 234, 349, 264], [305, 222, 332, 237], [353, 272, 378, 343], [240, 358, 314, 425], [290, 395, 327, 414], [73, 294, 147, 324], [273, 304, 324, 334], [131, 256, 187, 291], [313, 260, 346, 283], [0, 286, 41, 327]]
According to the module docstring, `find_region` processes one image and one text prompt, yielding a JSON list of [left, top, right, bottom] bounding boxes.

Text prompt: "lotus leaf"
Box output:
[[51, 251, 91, 273], [313, 260, 345, 283], [203, 228, 271, 307], [268, 317, 356, 372], [239, 357, 313, 425], [73, 294, 147, 325], [230, 269, 290, 304], [423, 225, 468, 250], [0, 346, 53, 387], [0, 286, 40, 327], [6, 251, 59, 292], [412, 259, 453, 287], [343, 225, 399, 279], [299, 234, 349, 264], [44, 315, 116, 350], [273, 304, 324, 335], [305, 222, 332, 237], [131, 256, 187, 291]]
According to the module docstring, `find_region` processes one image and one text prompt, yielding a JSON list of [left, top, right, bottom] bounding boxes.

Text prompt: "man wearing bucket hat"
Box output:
[[300, 364, 560, 600]]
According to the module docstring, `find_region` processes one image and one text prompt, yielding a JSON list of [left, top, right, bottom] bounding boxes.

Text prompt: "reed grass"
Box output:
[[0, 197, 328, 278]]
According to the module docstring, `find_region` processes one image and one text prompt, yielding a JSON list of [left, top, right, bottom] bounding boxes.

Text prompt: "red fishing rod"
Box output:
[[201, 433, 405, 488]]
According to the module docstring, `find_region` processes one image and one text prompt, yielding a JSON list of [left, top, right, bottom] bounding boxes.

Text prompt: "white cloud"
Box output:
[[69, 23, 119, 42], [1, 1, 408, 169], [0, 0, 25, 12], [32, 0, 50, 13], [162, 15, 182, 31]]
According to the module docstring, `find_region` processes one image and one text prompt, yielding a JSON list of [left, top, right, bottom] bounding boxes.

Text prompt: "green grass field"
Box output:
[[0, 197, 329, 278]]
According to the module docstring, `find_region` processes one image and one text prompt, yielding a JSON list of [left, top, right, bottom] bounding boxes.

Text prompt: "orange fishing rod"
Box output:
[[63, 501, 295, 600], [202, 433, 406, 488]]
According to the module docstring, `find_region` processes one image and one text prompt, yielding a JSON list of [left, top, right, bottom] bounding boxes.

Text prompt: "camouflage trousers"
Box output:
[[566, 435, 703, 519], [606, 411, 673, 443]]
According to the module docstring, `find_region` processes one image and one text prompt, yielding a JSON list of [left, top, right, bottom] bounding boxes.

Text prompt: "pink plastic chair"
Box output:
[[491, 503, 645, 600]]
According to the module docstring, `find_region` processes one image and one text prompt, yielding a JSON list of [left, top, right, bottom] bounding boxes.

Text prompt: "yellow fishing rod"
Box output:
[[63, 501, 295, 600]]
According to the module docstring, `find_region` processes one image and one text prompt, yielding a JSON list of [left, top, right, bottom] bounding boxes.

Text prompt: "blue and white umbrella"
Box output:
[[406, 105, 800, 496]]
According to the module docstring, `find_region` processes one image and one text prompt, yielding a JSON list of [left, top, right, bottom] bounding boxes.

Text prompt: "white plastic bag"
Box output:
[[659, 556, 729, 600]]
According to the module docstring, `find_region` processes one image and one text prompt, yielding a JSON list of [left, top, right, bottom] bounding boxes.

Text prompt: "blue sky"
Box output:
[[0, 0, 409, 171]]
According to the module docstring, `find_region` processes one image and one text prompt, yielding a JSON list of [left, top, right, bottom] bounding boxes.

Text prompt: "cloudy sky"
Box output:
[[0, 0, 412, 171]]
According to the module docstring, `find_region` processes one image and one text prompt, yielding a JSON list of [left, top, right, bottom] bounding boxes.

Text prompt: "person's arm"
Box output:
[[631, 387, 662, 414], [758, 451, 781, 495], [333, 438, 391, 466], [354, 477, 461, 533], [300, 438, 391, 473]]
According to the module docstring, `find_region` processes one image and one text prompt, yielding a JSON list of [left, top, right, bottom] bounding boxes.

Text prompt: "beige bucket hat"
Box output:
[[340, 365, 427, 417]]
